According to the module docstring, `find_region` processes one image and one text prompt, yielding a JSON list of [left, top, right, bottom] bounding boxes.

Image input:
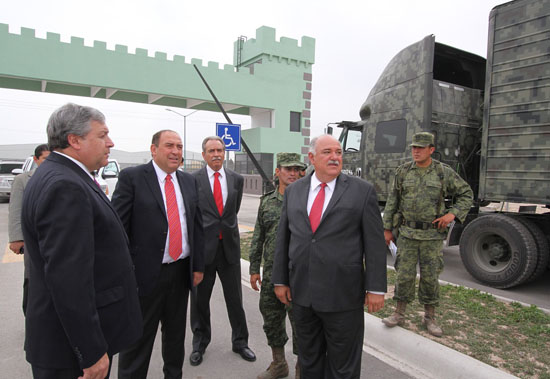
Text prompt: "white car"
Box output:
[[0, 160, 24, 200], [96, 159, 120, 199]]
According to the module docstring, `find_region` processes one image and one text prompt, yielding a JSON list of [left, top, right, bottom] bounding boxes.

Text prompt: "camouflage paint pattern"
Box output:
[[337, 34, 487, 204], [259, 278, 298, 353], [249, 189, 298, 353], [480, 0, 550, 204], [393, 236, 444, 306], [382, 159, 473, 240]]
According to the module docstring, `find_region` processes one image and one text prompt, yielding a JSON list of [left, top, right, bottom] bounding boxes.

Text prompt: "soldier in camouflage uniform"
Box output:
[[382, 132, 473, 337], [249, 153, 305, 379]]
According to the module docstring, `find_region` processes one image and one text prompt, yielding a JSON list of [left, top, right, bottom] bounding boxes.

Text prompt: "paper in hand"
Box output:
[[388, 241, 397, 259]]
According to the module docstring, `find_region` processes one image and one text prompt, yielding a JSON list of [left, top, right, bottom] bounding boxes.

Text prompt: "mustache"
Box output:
[[328, 160, 340, 165], [212, 157, 222, 161]]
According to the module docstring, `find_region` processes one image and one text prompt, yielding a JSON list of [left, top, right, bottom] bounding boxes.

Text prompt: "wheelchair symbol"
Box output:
[[221, 127, 237, 147]]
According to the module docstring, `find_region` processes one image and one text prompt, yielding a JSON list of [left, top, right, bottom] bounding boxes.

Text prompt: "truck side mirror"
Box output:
[[327, 126, 333, 135]]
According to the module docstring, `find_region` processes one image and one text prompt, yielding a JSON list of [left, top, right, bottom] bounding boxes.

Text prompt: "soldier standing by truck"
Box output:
[[382, 132, 473, 337], [249, 153, 305, 379]]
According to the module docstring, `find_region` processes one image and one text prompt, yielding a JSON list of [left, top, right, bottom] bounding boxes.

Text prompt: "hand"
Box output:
[[9, 241, 24, 254], [274, 285, 292, 305], [383, 230, 394, 246], [365, 293, 384, 313], [432, 213, 455, 229], [78, 353, 109, 379], [250, 274, 261, 291], [193, 272, 204, 287]]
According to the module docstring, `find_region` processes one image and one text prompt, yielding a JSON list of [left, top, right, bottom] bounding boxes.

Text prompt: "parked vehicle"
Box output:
[[14, 156, 119, 199], [334, 0, 549, 288], [97, 159, 120, 199], [0, 160, 24, 200]]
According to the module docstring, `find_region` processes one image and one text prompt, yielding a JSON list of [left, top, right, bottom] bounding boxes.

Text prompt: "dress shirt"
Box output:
[[152, 161, 190, 263], [307, 174, 336, 217], [206, 165, 228, 206]]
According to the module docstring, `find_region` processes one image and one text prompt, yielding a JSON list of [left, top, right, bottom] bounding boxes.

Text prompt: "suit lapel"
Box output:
[[144, 162, 167, 217], [298, 175, 313, 229], [320, 174, 348, 226], [176, 171, 192, 223], [224, 169, 235, 216], [50, 153, 130, 243], [199, 167, 219, 215]]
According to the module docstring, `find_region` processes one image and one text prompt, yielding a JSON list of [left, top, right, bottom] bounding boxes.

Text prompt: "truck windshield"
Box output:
[[340, 128, 362, 152]]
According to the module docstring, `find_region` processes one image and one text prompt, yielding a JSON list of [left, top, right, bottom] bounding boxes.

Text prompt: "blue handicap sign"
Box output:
[[216, 123, 241, 151]]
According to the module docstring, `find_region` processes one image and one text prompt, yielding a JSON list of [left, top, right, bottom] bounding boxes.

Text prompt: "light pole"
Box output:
[[166, 108, 201, 172]]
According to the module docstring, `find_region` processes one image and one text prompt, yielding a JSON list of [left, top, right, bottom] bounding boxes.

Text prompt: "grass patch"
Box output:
[[240, 231, 550, 378]]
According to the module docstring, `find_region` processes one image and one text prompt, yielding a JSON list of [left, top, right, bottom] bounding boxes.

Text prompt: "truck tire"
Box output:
[[513, 217, 550, 282], [459, 214, 538, 288]]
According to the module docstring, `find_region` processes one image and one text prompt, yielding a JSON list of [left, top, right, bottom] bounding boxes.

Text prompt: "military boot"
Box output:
[[295, 359, 300, 379], [257, 347, 289, 379], [423, 305, 443, 337], [382, 301, 407, 327]]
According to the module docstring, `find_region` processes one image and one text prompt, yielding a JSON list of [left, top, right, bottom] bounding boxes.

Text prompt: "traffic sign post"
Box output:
[[216, 123, 241, 151]]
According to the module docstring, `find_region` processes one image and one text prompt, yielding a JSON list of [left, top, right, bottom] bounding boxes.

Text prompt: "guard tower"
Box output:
[[232, 26, 315, 175]]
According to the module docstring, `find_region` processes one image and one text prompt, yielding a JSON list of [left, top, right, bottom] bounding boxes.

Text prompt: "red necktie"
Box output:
[[309, 183, 327, 233], [165, 175, 182, 261], [213, 172, 223, 239]]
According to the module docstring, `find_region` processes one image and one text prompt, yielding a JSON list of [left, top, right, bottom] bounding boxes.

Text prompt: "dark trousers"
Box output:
[[31, 355, 113, 379], [293, 304, 364, 379], [190, 241, 249, 353], [118, 258, 190, 379]]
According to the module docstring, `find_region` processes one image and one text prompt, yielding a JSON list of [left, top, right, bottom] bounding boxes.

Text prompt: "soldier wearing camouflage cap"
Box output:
[[249, 153, 305, 379], [382, 132, 473, 337]]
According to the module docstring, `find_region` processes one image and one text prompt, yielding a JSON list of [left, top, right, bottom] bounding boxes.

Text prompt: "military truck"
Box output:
[[335, 0, 550, 288]]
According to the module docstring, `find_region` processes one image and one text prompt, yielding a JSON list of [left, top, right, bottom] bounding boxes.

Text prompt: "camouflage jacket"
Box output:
[[382, 159, 473, 240], [249, 189, 283, 280]]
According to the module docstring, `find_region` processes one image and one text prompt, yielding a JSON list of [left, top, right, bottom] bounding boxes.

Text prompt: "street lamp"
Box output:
[[166, 108, 201, 172]]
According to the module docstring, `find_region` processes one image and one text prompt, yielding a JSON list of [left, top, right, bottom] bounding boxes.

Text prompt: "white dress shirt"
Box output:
[[307, 174, 337, 217], [152, 161, 190, 264], [206, 165, 228, 206]]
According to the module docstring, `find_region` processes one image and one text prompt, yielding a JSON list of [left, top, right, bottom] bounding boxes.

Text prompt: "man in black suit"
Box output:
[[21, 103, 142, 379], [189, 136, 255, 365], [272, 135, 387, 378], [112, 130, 205, 379]]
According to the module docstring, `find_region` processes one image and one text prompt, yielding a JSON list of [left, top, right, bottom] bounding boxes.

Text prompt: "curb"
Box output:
[[239, 259, 518, 379], [362, 313, 517, 379]]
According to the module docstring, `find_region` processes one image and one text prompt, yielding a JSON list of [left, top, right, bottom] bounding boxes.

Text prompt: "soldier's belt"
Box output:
[[402, 220, 437, 230]]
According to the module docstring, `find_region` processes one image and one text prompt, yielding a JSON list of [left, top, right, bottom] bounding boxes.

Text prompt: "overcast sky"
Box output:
[[1, 0, 503, 153]]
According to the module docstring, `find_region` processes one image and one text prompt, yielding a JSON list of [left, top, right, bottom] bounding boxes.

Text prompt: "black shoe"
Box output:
[[189, 350, 203, 366], [232, 346, 256, 362]]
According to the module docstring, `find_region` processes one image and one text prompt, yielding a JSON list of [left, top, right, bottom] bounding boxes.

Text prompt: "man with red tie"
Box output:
[[272, 134, 387, 378], [189, 136, 256, 366], [112, 130, 205, 379]]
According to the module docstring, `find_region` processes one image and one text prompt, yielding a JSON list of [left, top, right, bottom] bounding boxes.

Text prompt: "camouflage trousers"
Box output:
[[259, 278, 298, 354], [393, 236, 444, 306]]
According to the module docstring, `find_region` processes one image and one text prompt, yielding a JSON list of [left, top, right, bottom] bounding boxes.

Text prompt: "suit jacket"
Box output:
[[8, 169, 33, 242], [111, 161, 205, 296], [193, 166, 243, 265], [272, 173, 387, 312], [21, 153, 142, 370]]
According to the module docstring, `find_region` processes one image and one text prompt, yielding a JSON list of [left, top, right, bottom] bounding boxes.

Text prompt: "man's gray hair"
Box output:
[[201, 136, 225, 152], [309, 134, 338, 155], [47, 103, 106, 150]]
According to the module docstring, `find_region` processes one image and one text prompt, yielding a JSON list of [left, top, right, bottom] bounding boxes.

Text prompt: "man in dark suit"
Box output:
[[272, 134, 387, 379], [21, 103, 142, 379], [112, 130, 205, 379], [189, 136, 255, 366]]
